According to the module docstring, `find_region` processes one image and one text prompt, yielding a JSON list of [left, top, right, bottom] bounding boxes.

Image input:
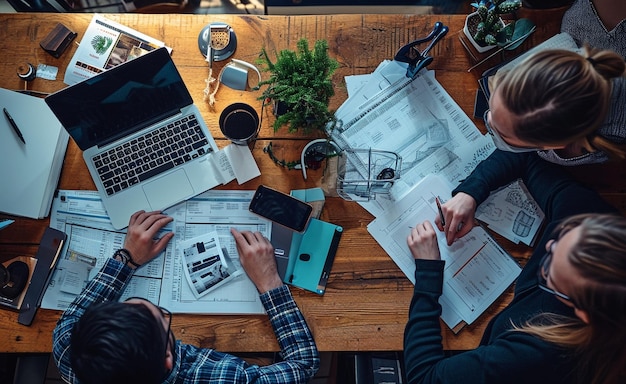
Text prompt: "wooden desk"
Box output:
[[3, 10, 621, 354]]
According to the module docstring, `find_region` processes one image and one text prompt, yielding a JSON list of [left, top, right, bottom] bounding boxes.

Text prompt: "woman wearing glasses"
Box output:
[[483, 45, 625, 164], [404, 149, 626, 384]]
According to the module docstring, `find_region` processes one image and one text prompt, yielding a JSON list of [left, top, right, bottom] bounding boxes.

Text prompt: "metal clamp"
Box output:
[[394, 21, 449, 79]]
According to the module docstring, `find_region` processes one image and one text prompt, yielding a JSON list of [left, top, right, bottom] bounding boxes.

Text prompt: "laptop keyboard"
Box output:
[[93, 115, 212, 196]]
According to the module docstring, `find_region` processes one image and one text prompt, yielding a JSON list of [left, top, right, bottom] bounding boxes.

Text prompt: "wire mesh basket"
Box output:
[[336, 148, 402, 201]]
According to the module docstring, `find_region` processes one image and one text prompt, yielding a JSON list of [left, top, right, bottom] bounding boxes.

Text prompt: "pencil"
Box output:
[[435, 196, 445, 227]]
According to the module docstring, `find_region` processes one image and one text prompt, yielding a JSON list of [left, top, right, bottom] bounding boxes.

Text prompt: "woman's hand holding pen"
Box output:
[[435, 192, 477, 246], [407, 221, 441, 261]]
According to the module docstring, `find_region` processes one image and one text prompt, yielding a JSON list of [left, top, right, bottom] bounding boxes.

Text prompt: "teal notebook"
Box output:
[[281, 218, 342, 295]]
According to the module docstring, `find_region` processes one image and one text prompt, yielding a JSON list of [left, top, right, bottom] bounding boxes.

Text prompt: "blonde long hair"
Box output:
[[496, 47, 626, 159], [516, 214, 626, 384]]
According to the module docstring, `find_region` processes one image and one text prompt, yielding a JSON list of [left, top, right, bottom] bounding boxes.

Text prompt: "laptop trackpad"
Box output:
[[142, 170, 194, 210]]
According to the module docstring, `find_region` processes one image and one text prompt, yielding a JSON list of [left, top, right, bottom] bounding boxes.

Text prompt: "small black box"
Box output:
[[40, 23, 77, 58]]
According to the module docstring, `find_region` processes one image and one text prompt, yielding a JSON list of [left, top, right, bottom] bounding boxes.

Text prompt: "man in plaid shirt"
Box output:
[[53, 210, 319, 384]]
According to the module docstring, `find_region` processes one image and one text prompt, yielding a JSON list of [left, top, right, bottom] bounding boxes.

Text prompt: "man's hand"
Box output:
[[123, 211, 174, 267], [434, 192, 477, 245], [407, 220, 441, 261], [230, 228, 283, 294]]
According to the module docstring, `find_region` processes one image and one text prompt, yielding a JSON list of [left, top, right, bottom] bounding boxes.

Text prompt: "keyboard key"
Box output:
[[138, 161, 175, 182], [94, 114, 211, 196]]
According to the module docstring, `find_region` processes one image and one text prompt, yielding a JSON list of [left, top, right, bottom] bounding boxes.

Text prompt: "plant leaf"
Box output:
[[505, 18, 536, 50], [495, 22, 515, 46], [256, 38, 338, 132]]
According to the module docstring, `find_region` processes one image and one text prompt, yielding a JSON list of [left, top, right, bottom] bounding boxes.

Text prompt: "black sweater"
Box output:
[[403, 150, 618, 384]]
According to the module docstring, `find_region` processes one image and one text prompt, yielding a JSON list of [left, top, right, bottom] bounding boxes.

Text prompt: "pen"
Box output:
[[435, 196, 445, 227], [3, 108, 26, 144]]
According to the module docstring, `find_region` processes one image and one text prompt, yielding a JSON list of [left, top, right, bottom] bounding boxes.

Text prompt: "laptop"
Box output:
[[46, 47, 221, 229]]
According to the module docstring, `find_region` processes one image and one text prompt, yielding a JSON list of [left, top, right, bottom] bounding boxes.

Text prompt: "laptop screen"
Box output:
[[45, 47, 193, 151]]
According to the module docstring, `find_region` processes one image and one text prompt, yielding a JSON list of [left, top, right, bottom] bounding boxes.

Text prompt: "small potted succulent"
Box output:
[[257, 38, 339, 134], [463, 0, 522, 52]]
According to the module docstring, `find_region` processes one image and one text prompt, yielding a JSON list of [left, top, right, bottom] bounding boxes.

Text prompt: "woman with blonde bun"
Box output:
[[485, 46, 625, 164]]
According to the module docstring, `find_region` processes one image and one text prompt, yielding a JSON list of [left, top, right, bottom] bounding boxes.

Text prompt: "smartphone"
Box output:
[[474, 87, 489, 119], [249, 185, 313, 232]]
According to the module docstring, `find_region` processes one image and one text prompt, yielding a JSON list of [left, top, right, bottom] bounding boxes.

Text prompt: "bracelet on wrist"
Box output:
[[113, 248, 141, 268]]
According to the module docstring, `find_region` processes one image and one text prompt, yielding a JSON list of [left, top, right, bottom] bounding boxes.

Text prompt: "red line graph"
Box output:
[[453, 242, 487, 278]]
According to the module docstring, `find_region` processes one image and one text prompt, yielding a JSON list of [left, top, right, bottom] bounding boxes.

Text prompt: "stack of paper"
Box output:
[[367, 174, 521, 332], [332, 61, 526, 332], [332, 62, 496, 208], [43, 189, 267, 315], [0, 88, 69, 219]]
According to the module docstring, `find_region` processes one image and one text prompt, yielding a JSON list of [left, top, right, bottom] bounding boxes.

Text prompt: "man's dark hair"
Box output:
[[70, 301, 168, 384]]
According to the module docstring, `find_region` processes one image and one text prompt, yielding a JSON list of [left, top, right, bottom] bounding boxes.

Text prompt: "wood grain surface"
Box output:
[[3, 9, 621, 354]]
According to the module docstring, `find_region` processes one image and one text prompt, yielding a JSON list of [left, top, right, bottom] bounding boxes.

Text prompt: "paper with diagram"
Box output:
[[337, 62, 543, 245], [367, 174, 521, 331], [331, 67, 495, 215], [42, 189, 269, 314], [476, 179, 544, 246]]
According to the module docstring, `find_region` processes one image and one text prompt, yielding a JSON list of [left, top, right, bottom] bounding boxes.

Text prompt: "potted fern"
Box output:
[[257, 38, 339, 133], [463, 0, 522, 52]]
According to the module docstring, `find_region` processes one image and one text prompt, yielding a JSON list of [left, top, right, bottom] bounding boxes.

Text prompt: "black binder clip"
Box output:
[[394, 21, 449, 79]]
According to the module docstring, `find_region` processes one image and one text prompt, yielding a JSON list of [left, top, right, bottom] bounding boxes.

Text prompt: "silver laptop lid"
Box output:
[[45, 47, 191, 151]]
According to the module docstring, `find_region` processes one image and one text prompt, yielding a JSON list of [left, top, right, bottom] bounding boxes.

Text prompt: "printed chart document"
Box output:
[[64, 14, 168, 85], [42, 190, 269, 314], [367, 174, 521, 332], [163, 191, 269, 314]]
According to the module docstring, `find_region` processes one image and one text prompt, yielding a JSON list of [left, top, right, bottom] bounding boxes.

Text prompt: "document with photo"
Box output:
[[180, 232, 242, 299], [44, 189, 268, 314], [64, 14, 169, 85]]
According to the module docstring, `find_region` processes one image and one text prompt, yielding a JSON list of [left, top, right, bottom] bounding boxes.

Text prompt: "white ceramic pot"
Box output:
[[463, 11, 500, 53]]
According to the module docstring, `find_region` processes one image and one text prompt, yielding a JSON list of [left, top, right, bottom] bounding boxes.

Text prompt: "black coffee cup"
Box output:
[[219, 103, 260, 145]]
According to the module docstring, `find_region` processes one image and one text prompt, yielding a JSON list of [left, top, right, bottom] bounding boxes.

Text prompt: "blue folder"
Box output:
[[272, 218, 342, 295]]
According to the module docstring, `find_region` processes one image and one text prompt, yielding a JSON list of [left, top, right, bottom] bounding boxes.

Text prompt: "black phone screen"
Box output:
[[249, 185, 313, 232]]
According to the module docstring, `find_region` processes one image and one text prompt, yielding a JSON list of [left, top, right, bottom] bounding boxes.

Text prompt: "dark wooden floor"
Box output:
[[0, 351, 342, 384]]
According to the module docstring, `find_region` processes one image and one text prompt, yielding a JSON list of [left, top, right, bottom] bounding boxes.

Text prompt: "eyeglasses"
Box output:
[[536, 245, 574, 304], [483, 110, 539, 153], [123, 297, 173, 358]]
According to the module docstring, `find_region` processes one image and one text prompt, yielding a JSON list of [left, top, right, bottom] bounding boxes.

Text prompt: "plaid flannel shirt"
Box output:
[[53, 258, 319, 384]]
